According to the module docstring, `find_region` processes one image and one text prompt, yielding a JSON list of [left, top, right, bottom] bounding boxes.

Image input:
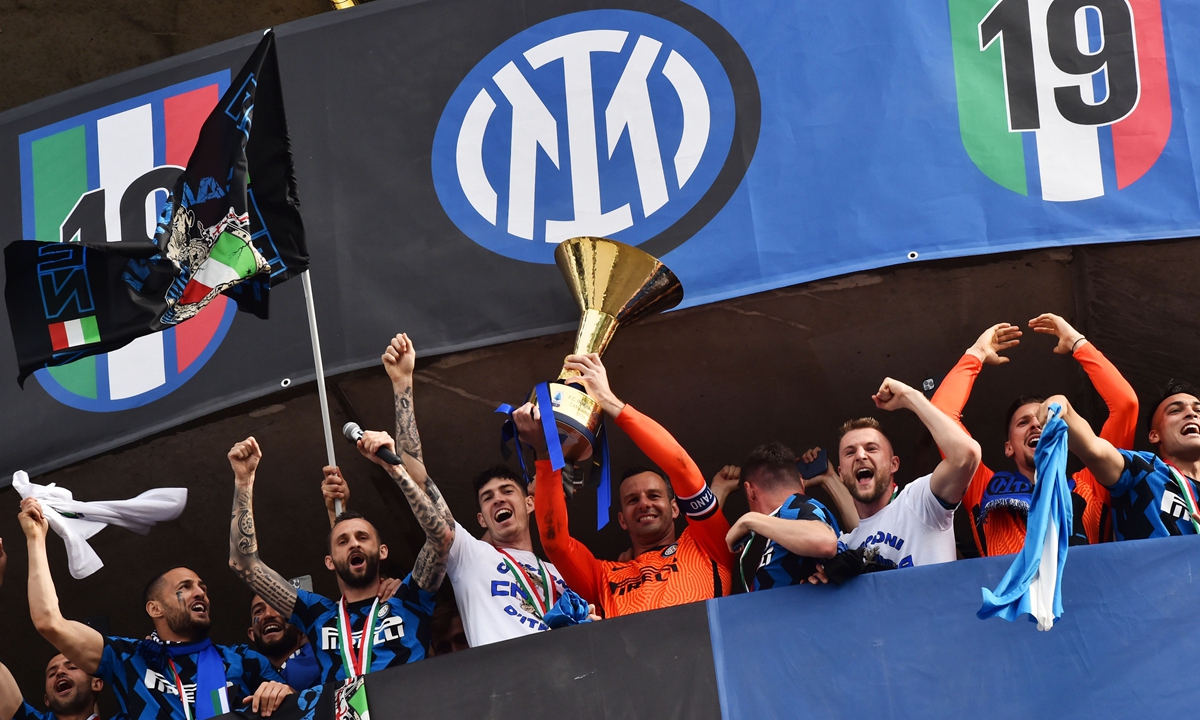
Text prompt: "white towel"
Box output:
[[12, 471, 188, 579]]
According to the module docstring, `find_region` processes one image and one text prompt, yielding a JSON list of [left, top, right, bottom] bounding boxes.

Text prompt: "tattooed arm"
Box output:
[[383, 333, 453, 525], [227, 437, 299, 617], [357, 430, 454, 592]]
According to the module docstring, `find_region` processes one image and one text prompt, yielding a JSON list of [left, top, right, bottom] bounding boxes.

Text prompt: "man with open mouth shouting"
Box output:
[[242, 595, 320, 692], [0, 539, 107, 720], [227, 331, 455, 694], [1035, 382, 1200, 541], [820, 376, 982, 571], [19, 502, 292, 720], [931, 314, 1138, 556]]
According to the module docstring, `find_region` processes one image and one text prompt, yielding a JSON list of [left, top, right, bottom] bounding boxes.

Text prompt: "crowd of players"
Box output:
[[3, 312, 1199, 720]]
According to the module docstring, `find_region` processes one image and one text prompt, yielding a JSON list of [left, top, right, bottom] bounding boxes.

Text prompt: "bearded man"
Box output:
[[824, 377, 982, 569], [226, 426, 452, 686], [20, 500, 291, 720], [242, 595, 319, 691]]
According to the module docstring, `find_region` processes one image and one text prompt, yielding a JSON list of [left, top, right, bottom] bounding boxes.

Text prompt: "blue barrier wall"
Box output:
[[708, 535, 1200, 719]]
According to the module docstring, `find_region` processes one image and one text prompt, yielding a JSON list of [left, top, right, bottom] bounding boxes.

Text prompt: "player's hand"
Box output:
[[711, 466, 740, 508], [1036, 395, 1072, 428], [561, 353, 625, 416], [725, 513, 762, 552], [377, 576, 402, 601], [229, 437, 262, 485], [966, 323, 1021, 365], [512, 403, 548, 455], [322, 466, 349, 516], [243, 681, 294, 717], [382, 333, 417, 385], [800, 447, 838, 488], [18, 498, 48, 541], [872, 377, 916, 412], [807, 564, 829, 585], [1028, 313, 1085, 355], [357, 430, 398, 471], [586, 604, 602, 622]]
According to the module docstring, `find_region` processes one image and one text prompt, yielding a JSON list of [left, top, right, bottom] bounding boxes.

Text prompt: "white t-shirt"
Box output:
[[838, 474, 956, 568], [446, 521, 568, 648]]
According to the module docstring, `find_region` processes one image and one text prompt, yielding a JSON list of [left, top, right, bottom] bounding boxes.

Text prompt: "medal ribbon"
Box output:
[[168, 662, 193, 720], [336, 597, 381, 680], [497, 549, 554, 618], [1164, 463, 1200, 533]]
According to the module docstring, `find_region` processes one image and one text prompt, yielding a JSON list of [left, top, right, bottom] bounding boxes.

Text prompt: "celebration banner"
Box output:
[[2, 0, 1199, 476]]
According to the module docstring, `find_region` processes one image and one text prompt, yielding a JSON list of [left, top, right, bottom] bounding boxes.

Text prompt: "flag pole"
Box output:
[[300, 270, 341, 515]]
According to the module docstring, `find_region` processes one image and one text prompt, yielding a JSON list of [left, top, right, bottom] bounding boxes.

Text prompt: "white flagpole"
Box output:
[[300, 270, 341, 515]]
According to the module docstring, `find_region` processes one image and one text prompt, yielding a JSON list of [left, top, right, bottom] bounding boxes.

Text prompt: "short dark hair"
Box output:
[[327, 510, 379, 553], [618, 466, 674, 500], [741, 442, 801, 491], [143, 566, 190, 604], [1004, 396, 1046, 435], [471, 465, 527, 499], [1147, 380, 1200, 438]]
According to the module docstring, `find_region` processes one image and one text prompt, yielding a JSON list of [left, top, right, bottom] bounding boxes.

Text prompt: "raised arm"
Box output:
[[1029, 314, 1139, 449], [227, 437, 299, 618], [563, 353, 732, 562], [356, 430, 453, 592], [19, 500, 103, 674], [384, 333, 453, 526], [513, 403, 605, 605], [1038, 395, 1125, 486], [725, 513, 838, 558], [874, 377, 982, 505], [931, 323, 1021, 432]]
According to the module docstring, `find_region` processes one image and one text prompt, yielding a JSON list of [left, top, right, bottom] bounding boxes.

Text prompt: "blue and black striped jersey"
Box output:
[[741, 493, 840, 592], [1111, 450, 1199, 540], [95, 636, 281, 720], [288, 580, 435, 686]]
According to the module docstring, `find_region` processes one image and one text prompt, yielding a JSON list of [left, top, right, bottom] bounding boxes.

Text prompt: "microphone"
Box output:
[[342, 422, 403, 466]]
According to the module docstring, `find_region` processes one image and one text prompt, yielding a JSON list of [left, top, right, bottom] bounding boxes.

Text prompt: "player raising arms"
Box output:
[[515, 353, 735, 617], [20, 501, 292, 720], [932, 314, 1137, 555]]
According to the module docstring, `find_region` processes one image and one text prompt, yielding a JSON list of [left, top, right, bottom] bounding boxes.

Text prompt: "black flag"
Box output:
[[4, 30, 307, 386]]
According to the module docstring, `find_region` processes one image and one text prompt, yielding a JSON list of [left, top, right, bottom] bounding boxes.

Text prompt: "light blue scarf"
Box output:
[[978, 403, 1072, 630]]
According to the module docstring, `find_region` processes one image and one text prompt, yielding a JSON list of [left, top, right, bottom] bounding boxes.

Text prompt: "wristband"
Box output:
[[1070, 336, 1087, 353]]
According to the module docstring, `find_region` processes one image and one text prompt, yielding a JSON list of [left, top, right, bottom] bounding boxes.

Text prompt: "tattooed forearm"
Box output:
[[229, 484, 297, 615], [392, 466, 452, 592], [422, 476, 454, 526], [394, 386, 424, 463]]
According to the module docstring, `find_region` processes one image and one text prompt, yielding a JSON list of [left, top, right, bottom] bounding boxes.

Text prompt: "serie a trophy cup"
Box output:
[[531, 236, 683, 464]]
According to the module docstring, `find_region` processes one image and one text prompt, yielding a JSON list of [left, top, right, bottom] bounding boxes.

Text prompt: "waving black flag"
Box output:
[[3, 30, 306, 385]]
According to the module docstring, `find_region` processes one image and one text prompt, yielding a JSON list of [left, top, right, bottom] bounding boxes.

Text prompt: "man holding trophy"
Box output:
[[504, 237, 733, 617], [514, 354, 734, 617]]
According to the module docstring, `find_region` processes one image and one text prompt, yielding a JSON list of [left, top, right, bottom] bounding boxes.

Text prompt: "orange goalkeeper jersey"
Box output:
[[931, 342, 1137, 556], [534, 404, 734, 618]]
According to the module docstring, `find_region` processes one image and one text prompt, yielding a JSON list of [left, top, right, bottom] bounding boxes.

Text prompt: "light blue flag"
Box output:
[[978, 404, 1072, 631]]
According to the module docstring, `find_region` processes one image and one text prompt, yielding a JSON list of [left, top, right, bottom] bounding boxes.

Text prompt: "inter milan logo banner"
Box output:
[[0, 0, 1199, 478]]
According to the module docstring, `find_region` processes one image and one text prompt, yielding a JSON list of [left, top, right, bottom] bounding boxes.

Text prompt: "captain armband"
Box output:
[[678, 485, 719, 521]]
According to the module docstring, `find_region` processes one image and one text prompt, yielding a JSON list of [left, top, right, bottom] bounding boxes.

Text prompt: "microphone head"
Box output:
[[342, 422, 362, 442]]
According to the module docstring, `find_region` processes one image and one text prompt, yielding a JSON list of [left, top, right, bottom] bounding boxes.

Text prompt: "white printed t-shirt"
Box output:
[[838, 474, 956, 569], [446, 521, 568, 647]]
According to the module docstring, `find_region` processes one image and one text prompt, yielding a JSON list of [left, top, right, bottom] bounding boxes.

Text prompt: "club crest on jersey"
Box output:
[[431, 10, 739, 263], [948, 0, 1172, 201], [18, 71, 238, 412]]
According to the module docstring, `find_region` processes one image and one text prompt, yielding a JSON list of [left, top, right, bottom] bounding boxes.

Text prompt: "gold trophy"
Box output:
[[531, 236, 683, 463]]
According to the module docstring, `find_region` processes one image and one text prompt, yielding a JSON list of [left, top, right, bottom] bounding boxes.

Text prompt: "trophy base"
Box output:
[[528, 382, 602, 464]]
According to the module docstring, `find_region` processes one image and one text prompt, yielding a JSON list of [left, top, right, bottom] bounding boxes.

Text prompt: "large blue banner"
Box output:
[[2, 0, 1198, 475]]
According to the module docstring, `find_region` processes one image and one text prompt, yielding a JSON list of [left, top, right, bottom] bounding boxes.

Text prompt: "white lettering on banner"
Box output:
[[320, 615, 405, 651]]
